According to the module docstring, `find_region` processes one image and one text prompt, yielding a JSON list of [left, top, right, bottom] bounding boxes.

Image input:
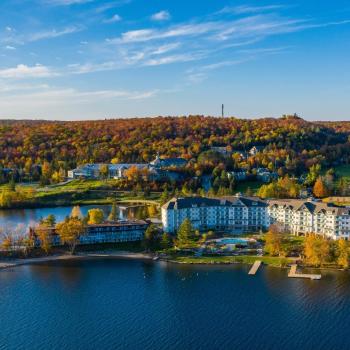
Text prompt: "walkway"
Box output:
[[288, 264, 321, 280], [248, 260, 262, 275]]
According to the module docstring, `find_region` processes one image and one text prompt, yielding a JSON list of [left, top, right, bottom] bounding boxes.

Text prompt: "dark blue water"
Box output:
[[1, 260, 350, 350]]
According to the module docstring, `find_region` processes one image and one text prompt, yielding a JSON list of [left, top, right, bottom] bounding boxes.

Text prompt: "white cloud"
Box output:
[[151, 10, 171, 21], [104, 14, 122, 23], [151, 43, 181, 55], [68, 61, 118, 74], [0, 64, 56, 79], [28, 26, 82, 42], [0, 87, 157, 104], [4, 45, 16, 50], [218, 5, 286, 15], [144, 53, 204, 66], [116, 22, 217, 43], [45, 0, 94, 5]]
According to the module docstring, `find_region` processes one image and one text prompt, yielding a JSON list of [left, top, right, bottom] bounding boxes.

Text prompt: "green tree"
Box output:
[[87, 208, 104, 224], [41, 214, 56, 227], [305, 164, 321, 186], [160, 232, 172, 250], [177, 218, 196, 248], [143, 224, 158, 251]]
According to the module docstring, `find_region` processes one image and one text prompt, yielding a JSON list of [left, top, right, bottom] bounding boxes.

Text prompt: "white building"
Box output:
[[67, 163, 148, 180], [268, 199, 350, 240], [162, 196, 350, 240], [162, 194, 269, 234]]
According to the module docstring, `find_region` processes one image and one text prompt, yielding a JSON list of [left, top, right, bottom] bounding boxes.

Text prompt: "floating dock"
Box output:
[[288, 264, 321, 280], [248, 260, 262, 275]]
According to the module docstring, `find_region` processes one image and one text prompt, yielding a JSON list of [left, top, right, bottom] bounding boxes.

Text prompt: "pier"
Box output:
[[288, 264, 321, 280], [248, 260, 262, 275]]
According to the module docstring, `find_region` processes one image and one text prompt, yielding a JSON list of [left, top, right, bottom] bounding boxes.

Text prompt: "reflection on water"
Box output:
[[0, 204, 152, 234], [1, 260, 350, 349]]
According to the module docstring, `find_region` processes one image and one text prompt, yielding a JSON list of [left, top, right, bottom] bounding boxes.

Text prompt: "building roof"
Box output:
[[268, 199, 349, 215], [162, 195, 267, 210], [150, 155, 187, 168]]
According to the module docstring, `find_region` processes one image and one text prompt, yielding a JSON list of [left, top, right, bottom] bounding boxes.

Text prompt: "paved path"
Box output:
[[288, 264, 321, 280], [248, 260, 262, 275]]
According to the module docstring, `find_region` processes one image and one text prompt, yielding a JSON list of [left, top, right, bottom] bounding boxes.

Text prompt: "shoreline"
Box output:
[[0, 251, 154, 270], [1, 252, 347, 273]]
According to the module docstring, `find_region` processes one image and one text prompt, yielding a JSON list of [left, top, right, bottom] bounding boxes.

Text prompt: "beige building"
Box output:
[[162, 196, 350, 240], [268, 199, 350, 240]]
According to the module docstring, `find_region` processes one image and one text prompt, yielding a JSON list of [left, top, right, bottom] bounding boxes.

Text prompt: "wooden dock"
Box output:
[[248, 260, 262, 275], [288, 264, 321, 280]]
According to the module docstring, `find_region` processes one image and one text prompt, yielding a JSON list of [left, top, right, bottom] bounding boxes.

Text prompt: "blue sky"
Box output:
[[0, 0, 349, 121]]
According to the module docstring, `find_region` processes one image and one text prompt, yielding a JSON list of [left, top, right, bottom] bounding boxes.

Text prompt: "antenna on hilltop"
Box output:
[[221, 104, 224, 118]]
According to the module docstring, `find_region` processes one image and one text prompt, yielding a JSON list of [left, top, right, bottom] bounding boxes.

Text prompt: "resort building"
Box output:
[[162, 194, 269, 234], [67, 155, 187, 180], [268, 199, 350, 240], [256, 168, 278, 183], [162, 196, 350, 240], [149, 154, 187, 169], [31, 220, 149, 246], [227, 169, 247, 181], [67, 163, 148, 180]]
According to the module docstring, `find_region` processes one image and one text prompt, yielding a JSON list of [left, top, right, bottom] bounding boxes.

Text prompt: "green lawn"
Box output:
[[235, 180, 262, 195], [172, 255, 295, 267], [0, 179, 161, 209], [333, 164, 350, 179]]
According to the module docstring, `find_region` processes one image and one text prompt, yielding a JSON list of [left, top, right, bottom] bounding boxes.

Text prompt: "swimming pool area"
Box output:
[[216, 238, 250, 246]]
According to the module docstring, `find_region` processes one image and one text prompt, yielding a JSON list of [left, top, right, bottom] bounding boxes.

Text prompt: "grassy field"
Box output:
[[235, 180, 262, 195], [333, 164, 350, 179], [171, 255, 295, 267], [0, 180, 162, 209]]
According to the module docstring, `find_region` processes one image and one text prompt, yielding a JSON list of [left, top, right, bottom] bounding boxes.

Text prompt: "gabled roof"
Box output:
[[162, 195, 267, 210], [268, 199, 346, 215]]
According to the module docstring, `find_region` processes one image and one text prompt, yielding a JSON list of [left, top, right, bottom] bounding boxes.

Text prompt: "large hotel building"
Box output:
[[162, 195, 350, 240]]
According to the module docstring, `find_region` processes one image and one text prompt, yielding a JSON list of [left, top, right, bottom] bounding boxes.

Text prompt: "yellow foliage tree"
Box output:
[[87, 208, 104, 224], [36, 223, 52, 255], [304, 233, 330, 266], [264, 224, 283, 256], [337, 239, 350, 269], [313, 177, 328, 198], [56, 217, 85, 254]]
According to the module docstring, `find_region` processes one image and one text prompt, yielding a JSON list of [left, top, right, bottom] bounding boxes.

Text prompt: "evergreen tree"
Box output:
[[108, 202, 117, 221], [160, 187, 169, 204], [71, 205, 83, 219], [161, 233, 172, 250], [143, 224, 158, 251], [177, 218, 195, 248]]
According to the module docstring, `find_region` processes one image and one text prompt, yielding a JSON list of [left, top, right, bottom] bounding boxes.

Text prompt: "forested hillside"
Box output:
[[0, 115, 349, 184]]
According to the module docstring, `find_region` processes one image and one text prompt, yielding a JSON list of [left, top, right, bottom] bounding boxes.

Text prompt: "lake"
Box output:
[[0, 204, 150, 234], [1, 259, 350, 350]]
